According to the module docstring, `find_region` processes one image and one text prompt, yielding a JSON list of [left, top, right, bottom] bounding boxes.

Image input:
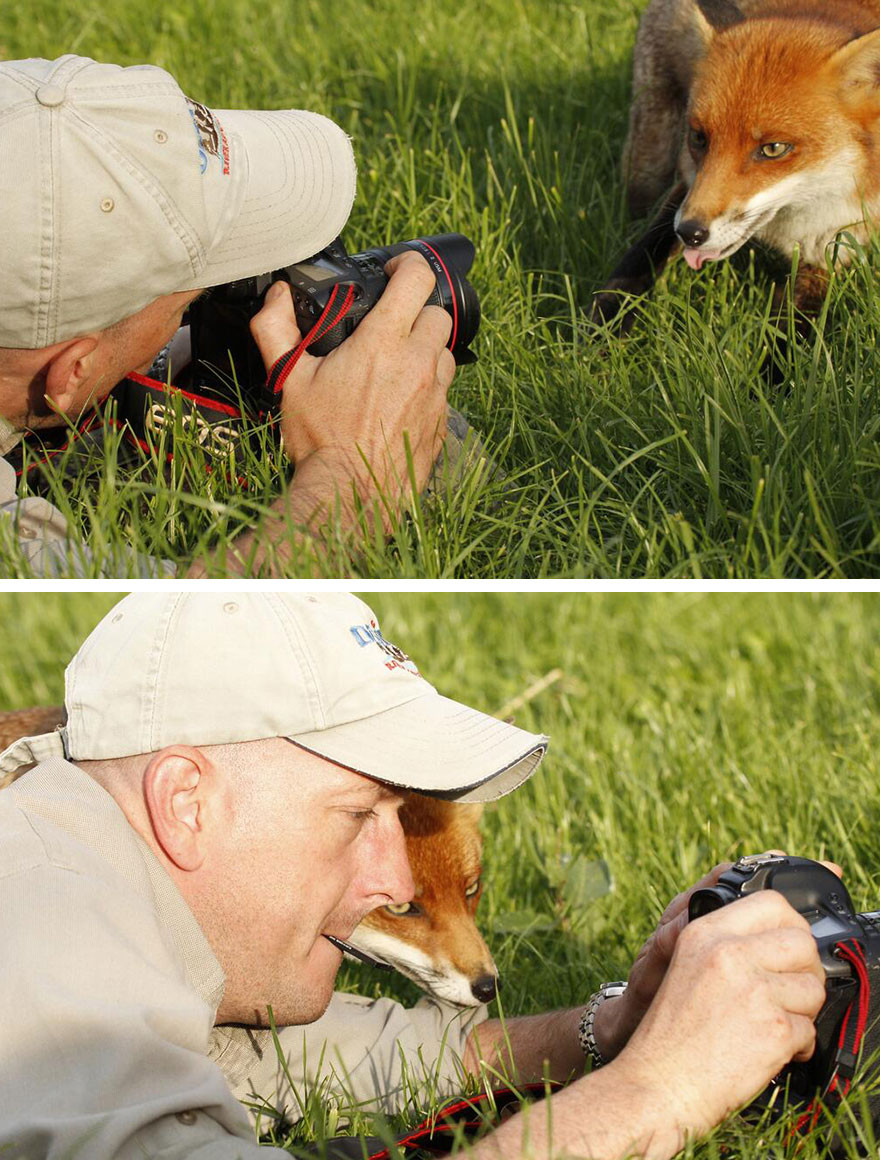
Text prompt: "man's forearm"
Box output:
[[187, 453, 368, 578], [464, 1009, 587, 1086], [466, 1063, 684, 1160], [463, 994, 629, 1086]]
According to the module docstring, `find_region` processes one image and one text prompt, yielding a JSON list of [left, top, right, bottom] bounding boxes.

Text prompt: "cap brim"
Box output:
[[287, 691, 547, 803], [182, 107, 357, 289]]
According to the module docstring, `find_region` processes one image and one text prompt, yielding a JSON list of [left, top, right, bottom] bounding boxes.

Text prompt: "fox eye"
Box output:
[[688, 126, 708, 152], [759, 142, 792, 160], [386, 901, 421, 917], [465, 879, 481, 899]]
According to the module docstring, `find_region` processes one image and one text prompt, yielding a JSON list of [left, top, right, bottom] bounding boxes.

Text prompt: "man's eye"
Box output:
[[386, 902, 422, 917], [350, 809, 377, 823], [758, 142, 792, 160]]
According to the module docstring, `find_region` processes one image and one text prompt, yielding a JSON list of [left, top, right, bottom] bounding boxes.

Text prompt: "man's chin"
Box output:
[[266, 983, 336, 1028]]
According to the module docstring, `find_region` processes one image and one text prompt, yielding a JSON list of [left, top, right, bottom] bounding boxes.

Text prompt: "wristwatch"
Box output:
[[578, 980, 628, 1068]]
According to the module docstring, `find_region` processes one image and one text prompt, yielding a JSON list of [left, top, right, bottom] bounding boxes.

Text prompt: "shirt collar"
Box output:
[[0, 414, 23, 456]]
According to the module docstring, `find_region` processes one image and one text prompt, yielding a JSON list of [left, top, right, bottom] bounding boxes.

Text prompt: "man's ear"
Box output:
[[143, 747, 223, 872], [43, 336, 100, 414], [695, 0, 746, 35], [830, 28, 880, 97]]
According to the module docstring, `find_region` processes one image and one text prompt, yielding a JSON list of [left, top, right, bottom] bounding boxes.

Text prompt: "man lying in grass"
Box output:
[[0, 56, 456, 577], [0, 591, 832, 1159]]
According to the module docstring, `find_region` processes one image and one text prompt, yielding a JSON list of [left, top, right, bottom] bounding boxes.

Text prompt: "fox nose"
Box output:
[[471, 974, 499, 1003], [677, 219, 710, 248]]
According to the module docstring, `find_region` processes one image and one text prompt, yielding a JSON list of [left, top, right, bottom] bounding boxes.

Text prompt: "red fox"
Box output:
[[0, 707, 497, 1008], [354, 794, 497, 1007], [595, 0, 880, 324]]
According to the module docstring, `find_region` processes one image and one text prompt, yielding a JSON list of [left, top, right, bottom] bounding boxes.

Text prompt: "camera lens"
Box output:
[[366, 234, 481, 363]]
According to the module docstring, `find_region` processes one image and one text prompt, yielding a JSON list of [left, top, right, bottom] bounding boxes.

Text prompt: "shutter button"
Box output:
[[36, 85, 65, 107]]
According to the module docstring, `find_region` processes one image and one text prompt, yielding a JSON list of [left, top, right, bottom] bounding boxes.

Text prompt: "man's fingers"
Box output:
[[411, 302, 453, 351], [694, 890, 812, 937], [435, 347, 456, 392], [250, 280, 318, 379], [789, 1013, 820, 1063], [754, 927, 825, 981], [772, 969, 827, 1018], [364, 250, 439, 335], [658, 862, 734, 924]]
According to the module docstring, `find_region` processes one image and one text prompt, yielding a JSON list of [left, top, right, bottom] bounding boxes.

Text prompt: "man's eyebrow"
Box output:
[[331, 782, 406, 806], [374, 783, 406, 802]]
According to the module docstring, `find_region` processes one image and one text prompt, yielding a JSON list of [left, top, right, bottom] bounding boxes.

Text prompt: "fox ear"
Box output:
[[695, 0, 746, 33], [830, 28, 880, 95]]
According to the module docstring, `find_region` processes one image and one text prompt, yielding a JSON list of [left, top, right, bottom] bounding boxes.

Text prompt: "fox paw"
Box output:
[[589, 280, 645, 336]]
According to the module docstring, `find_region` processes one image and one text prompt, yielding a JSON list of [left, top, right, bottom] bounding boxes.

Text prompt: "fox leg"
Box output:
[[591, 181, 686, 331], [762, 264, 831, 384], [771, 263, 831, 330]]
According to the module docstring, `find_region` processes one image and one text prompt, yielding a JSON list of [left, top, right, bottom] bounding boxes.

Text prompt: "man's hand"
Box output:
[[593, 852, 842, 1062], [249, 250, 456, 530], [611, 888, 827, 1140]]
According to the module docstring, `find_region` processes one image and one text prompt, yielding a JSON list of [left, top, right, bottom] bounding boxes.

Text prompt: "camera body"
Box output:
[[187, 234, 480, 412], [689, 854, 880, 1144]]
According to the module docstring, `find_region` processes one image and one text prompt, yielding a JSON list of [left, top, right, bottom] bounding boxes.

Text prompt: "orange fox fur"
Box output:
[[597, 0, 880, 320], [355, 794, 497, 1007], [0, 706, 496, 1007]]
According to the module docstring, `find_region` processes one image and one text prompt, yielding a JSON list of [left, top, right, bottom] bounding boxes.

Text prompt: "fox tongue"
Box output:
[[683, 247, 723, 271]]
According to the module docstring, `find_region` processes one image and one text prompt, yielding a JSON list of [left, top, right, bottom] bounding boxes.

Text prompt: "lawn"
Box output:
[[6, 0, 880, 577], [3, 590, 880, 1155]]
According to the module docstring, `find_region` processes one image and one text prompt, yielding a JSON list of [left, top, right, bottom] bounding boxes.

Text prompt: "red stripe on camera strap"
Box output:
[[321, 1082, 562, 1159], [790, 939, 870, 1145], [265, 282, 357, 401]]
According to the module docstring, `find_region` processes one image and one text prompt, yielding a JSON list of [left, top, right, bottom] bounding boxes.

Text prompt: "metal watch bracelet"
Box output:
[[578, 981, 628, 1067]]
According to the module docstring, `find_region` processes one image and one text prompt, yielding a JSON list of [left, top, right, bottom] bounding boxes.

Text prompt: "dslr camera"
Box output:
[[186, 233, 480, 412], [689, 854, 880, 1148]]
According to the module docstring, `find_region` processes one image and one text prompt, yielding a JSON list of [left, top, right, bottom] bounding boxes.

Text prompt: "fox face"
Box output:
[[675, 2, 880, 269], [354, 796, 498, 1008]]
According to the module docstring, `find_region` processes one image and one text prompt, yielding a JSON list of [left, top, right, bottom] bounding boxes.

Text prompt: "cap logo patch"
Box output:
[[350, 620, 420, 676], [185, 98, 230, 176]]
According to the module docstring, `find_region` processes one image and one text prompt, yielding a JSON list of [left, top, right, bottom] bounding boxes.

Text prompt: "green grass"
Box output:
[[7, 0, 880, 576], [4, 591, 880, 1155]]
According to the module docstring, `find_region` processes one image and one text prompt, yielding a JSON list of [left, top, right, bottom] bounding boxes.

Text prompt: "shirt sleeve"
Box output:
[[0, 455, 175, 578], [0, 857, 286, 1160], [211, 991, 489, 1125]]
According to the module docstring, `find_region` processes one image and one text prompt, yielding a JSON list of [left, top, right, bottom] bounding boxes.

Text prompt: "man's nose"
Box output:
[[368, 813, 415, 905]]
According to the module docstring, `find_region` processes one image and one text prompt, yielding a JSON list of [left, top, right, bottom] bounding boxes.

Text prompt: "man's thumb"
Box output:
[[250, 280, 304, 370]]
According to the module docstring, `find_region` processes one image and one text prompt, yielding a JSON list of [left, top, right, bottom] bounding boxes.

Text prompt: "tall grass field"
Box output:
[[7, 0, 880, 577], [4, 591, 880, 1156]]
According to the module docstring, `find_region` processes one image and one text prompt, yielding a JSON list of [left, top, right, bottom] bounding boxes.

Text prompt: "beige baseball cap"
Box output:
[[0, 55, 357, 349], [0, 592, 547, 802]]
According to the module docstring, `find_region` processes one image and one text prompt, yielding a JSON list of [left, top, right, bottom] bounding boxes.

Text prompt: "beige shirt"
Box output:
[[0, 759, 485, 1159], [0, 454, 174, 578]]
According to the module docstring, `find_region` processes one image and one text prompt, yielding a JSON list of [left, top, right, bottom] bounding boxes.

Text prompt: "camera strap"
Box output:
[[790, 938, 870, 1140], [8, 372, 254, 492], [315, 1080, 562, 1159], [263, 282, 357, 409]]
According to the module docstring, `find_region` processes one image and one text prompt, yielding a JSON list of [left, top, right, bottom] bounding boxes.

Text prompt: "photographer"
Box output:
[[0, 55, 456, 577], [0, 591, 834, 1160]]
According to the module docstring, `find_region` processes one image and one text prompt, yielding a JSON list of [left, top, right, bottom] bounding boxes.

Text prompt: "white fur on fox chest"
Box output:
[[752, 149, 871, 265]]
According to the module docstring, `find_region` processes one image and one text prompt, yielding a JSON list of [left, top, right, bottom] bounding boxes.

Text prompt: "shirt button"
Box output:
[[36, 85, 65, 107], [176, 1110, 198, 1125]]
